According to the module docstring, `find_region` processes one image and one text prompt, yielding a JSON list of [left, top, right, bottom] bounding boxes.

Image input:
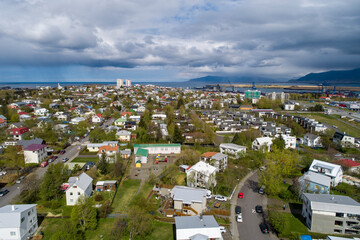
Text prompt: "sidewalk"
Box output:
[[230, 170, 256, 240]]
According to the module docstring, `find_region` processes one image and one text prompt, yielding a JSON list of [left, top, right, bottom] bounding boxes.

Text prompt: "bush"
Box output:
[[279, 189, 296, 201], [94, 194, 104, 202], [268, 211, 287, 233], [99, 200, 112, 218]]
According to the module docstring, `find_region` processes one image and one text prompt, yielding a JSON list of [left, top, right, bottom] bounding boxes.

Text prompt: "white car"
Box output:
[[214, 195, 227, 201], [236, 214, 243, 223], [220, 226, 226, 233]]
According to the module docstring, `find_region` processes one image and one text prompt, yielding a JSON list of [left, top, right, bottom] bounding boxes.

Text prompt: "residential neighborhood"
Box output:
[[0, 81, 359, 240]]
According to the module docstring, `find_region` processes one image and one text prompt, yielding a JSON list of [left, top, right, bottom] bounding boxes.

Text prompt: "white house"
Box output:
[[282, 135, 296, 149], [309, 159, 343, 186], [171, 186, 208, 216], [23, 144, 47, 164], [65, 172, 93, 206], [252, 137, 273, 152], [54, 112, 70, 121], [70, 117, 86, 125], [87, 141, 118, 152], [92, 114, 103, 123], [187, 161, 217, 188], [284, 103, 295, 111], [114, 118, 127, 127], [0, 204, 38, 240], [303, 133, 322, 148], [219, 143, 246, 156], [209, 153, 228, 171], [115, 130, 131, 142], [333, 132, 356, 147], [34, 108, 49, 116], [134, 144, 181, 165], [175, 215, 223, 240]]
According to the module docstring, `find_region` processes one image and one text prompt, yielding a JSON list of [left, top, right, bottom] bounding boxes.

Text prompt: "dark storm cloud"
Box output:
[[0, 0, 360, 79]]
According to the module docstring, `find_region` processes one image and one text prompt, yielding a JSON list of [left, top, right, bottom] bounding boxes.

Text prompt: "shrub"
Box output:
[[94, 194, 103, 202]]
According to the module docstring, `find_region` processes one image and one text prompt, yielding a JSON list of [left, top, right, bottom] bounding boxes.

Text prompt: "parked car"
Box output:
[[206, 190, 212, 199], [258, 187, 265, 195], [0, 170, 7, 176], [238, 192, 243, 198], [40, 161, 49, 168], [255, 205, 263, 213], [214, 195, 227, 202], [259, 223, 269, 234], [49, 155, 58, 163], [59, 150, 66, 155], [83, 161, 95, 171], [235, 206, 241, 214], [16, 176, 25, 184], [0, 189, 9, 196], [220, 226, 226, 233], [236, 214, 243, 223], [62, 157, 69, 163]]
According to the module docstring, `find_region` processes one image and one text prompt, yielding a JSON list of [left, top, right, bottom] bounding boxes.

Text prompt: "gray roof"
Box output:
[[17, 138, 45, 149], [211, 153, 228, 161], [172, 186, 207, 204], [0, 204, 37, 228], [175, 215, 219, 230], [66, 172, 93, 192], [304, 133, 320, 141], [303, 193, 360, 214], [300, 171, 331, 187]]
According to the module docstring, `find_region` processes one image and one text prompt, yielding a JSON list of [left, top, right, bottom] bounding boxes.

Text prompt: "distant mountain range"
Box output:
[[288, 68, 360, 84], [187, 75, 277, 83]]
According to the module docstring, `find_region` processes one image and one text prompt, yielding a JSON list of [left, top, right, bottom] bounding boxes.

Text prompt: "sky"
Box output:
[[0, 0, 360, 82]]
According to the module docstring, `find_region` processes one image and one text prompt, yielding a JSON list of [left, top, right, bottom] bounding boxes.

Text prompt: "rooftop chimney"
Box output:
[[199, 214, 203, 221], [11, 205, 15, 211]]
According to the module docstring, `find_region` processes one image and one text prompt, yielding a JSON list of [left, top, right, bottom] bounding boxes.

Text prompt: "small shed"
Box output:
[[96, 180, 117, 192]]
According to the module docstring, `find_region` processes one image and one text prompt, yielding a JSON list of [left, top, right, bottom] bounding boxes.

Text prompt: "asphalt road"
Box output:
[[237, 172, 273, 240]]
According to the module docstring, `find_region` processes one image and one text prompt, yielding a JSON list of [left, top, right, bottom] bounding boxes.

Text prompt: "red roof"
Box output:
[[333, 159, 360, 168], [18, 111, 28, 115], [9, 127, 29, 134], [96, 114, 103, 118]]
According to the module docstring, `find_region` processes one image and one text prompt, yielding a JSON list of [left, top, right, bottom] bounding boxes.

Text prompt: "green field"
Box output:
[[85, 218, 116, 240], [291, 112, 360, 138], [72, 157, 99, 163], [111, 179, 141, 213], [143, 221, 174, 240]]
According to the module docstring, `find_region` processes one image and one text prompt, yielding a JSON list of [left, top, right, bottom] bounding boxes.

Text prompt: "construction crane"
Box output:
[[228, 80, 235, 92]]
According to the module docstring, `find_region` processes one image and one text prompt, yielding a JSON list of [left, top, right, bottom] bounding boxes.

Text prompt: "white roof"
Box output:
[[219, 143, 246, 151], [255, 137, 273, 145], [0, 204, 37, 228], [309, 159, 343, 178], [190, 161, 217, 175], [172, 186, 207, 204], [304, 193, 360, 214]]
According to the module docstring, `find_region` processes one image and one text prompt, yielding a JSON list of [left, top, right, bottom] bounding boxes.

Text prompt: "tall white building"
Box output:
[[125, 79, 131, 87], [116, 78, 124, 88]]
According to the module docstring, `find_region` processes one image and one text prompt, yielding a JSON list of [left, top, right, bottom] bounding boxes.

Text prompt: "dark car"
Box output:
[[235, 206, 241, 214], [259, 223, 269, 234], [49, 155, 58, 163], [59, 150, 66, 155], [0, 189, 9, 197], [83, 161, 95, 171], [258, 187, 265, 195], [255, 205, 263, 213]]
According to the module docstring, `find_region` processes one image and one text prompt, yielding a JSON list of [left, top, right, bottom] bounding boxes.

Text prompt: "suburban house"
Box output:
[[205, 152, 228, 171], [95, 180, 117, 192], [92, 114, 103, 123], [303, 133, 322, 148], [65, 172, 93, 206], [70, 117, 86, 125], [170, 186, 208, 216], [282, 135, 297, 149], [114, 118, 127, 127], [115, 130, 131, 141], [86, 141, 118, 152], [98, 145, 119, 162], [9, 127, 29, 140], [219, 143, 246, 156], [298, 171, 331, 195], [17, 138, 45, 149], [302, 193, 360, 235], [333, 132, 356, 147], [134, 144, 181, 166], [34, 108, 49, 116], [120, 149, 132, 159], [0, 118, 7, 128], [187, 161, 217, 188], [284, 103, 295, 111], [0, 204, 38, 240], [333, 159, 360, 173], [309, 159, 343, 186], [252, 137, 273, 151], [175, 215, 223, 240], [23, 144, 47, 164]]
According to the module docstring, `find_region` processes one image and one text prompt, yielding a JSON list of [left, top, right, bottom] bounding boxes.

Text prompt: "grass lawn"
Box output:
[[72, 157, 99, 163], [85, 218, 115, 240], [278, 212, 311, 237], [111, 179, 141, 213], [137, 182, 154, 199], [143, 221, 174, 240], [40, 218, 68, 239]]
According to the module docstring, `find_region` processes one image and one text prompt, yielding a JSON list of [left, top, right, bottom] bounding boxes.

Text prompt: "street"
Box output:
[[236, 172, 275, 240]]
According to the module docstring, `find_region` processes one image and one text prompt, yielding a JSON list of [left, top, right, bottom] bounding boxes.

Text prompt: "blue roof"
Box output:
[[300, 235, 312, 240]]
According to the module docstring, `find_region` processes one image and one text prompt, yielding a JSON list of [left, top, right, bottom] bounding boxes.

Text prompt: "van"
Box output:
[[236, 214, 243, 222]]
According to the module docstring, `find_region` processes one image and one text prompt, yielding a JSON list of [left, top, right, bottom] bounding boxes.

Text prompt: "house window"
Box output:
[[28, 211, 31, 216], [78, 192, 81, 195], [336, 212, 344, 218], [70, 192, 73, 196], [21, 217, 25, 223], [70, 199, 73, 202], [10, 232, 16, 236], [335, 221, 343, 226]]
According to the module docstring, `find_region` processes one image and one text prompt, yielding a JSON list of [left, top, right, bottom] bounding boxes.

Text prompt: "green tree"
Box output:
[[97, 154, 109, 175], [268, 211, 287, 233], [2, 146, 24, 177], [71, 196, 97, 232], [272, 137, 285, 151], [172, 124, 184, 143], [127, 206, 152, 240]]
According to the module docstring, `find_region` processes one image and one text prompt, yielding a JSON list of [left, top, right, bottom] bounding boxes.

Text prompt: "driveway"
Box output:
[[236, 172, 278, 240], [0, 143, 81, 207]]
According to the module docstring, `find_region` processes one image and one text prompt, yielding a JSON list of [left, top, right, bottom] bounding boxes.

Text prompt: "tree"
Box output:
[[308, 104, 324, 112], [268, 211, 287, 233], [40, 163, 69, 201], [19, 174, 41, 203], [110, 217, 127, 240], [49, 220, 81, 240], [97, 154, 109, 175], [2, 146, 24, 177], [172, 125, 184, 143], [127, 206, 152, 240], [187, 171, 196, 187], [112, 156, 125, 178], [71, 196, 97, 232], [272, 137, 285, 151]]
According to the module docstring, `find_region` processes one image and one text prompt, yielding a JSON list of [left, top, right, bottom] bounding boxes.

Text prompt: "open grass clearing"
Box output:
[[72, 157, 99, 163], [85, 218, 115, 240], [111, 179, 141, 213]]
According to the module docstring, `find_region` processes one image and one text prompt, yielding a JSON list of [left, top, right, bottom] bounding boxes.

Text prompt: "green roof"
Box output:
[[136, 148, 148, 157], [133, 144, 181, 148], [115, 118, 127, 122], [136, 160, 142, 163]]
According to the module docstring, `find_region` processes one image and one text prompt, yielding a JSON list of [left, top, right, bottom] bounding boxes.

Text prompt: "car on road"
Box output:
[[83, 161, 95, 171], [59, 150, 66, 155], [214, 195, 227, 201], [40, 161, 49, 167], [258, 187, 265, 195], [236, 214, 243, 223], [220, 226, 226, 233], [255, 205, 263, 213], [62, 157, 69, 163], [259, 223, 269, 234], [238, 192, 243, 198], [49, 155, 58, 163], [235, 206, 241, 214], [0, 189, 9, 196], [16, 176, 25, 183]]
